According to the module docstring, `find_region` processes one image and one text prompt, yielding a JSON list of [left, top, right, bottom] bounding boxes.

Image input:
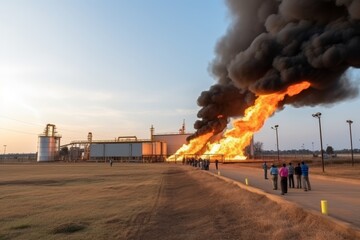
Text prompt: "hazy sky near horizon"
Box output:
[[1, 0, 360, 154]]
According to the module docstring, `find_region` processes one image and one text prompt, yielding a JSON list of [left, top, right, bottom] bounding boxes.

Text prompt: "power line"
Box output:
[[0, 115, 86, 136], [0, 115, 44, 127], [0, 127, 38, 135], [0, 115, 117, 140]]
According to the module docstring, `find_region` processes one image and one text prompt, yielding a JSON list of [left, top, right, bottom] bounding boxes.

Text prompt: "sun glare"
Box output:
[[0, 80, 39, 116]]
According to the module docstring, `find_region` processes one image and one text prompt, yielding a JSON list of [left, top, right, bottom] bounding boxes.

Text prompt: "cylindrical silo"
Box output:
[[37, 124, 61, 162]]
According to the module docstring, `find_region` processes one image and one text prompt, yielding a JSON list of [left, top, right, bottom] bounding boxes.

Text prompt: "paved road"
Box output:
[[210, 164, 360, 229]]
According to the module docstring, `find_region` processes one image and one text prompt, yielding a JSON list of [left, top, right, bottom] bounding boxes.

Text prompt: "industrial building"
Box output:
[[88, 137, 167, 162], [153, 133, 190, 157], [37, 123, 191, 162]]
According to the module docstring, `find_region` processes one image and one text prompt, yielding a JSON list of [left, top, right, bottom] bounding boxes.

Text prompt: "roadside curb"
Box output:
[[203, 170, 360, 237]]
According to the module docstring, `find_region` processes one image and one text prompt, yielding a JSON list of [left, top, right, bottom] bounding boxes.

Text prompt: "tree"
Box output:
[[254, 141, 263, 154], [326, 146, 334, 155]]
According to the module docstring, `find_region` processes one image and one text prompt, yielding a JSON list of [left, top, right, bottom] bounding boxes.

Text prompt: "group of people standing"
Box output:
[[184, 157, 211, 170], [183, 158, 221, 171], [263, 161, 311, 195]]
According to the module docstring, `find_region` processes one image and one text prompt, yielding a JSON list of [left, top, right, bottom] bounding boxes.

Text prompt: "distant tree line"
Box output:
[[252, 142, 359, 156]]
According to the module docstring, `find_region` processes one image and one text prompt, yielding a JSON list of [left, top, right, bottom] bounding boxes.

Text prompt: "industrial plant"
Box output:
[[36, 123, 191, 162]]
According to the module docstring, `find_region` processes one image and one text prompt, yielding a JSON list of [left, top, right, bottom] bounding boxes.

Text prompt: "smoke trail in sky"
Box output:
[[189, 0, 360, 141]]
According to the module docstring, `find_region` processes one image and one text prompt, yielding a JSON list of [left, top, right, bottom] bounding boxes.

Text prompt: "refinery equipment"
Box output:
[[37, 124, 61, 162]]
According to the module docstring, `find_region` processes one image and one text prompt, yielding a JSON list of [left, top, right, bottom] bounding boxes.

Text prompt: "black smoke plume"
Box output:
[[188, 0, 360, 141]]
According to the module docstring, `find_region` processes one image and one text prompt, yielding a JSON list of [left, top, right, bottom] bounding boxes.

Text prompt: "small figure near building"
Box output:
[[215, 159, 219, 170]]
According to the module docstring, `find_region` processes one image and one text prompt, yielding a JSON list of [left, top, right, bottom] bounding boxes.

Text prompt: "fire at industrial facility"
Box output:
[[36, 1, 360, 163], [170, 0, 360, 161]]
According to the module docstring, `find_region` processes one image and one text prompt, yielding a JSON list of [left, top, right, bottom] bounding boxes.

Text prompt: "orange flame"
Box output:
[[168, 81, 311, 161], [167, 132, 213, 161]]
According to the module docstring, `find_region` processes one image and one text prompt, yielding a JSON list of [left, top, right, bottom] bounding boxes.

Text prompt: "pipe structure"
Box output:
[[117, 136, 138, 141]]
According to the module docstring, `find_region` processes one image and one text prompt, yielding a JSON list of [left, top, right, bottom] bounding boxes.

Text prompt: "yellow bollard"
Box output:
[[245, 178, 249, 186], [321, 200, 328, 215]]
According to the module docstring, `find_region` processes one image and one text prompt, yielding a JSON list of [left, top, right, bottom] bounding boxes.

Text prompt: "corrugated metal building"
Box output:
[[89, 140, 166, 162]]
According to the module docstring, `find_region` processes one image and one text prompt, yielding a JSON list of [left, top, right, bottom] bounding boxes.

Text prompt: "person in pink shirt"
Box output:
[[279, 163, 289, 195]]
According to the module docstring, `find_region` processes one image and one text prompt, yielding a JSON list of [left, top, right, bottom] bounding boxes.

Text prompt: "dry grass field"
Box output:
[[309, 163, 360, 179], [0, 163, 359, 240]]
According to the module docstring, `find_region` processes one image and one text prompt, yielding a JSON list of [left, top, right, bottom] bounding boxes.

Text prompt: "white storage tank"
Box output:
[[37, 124, 61, 162]]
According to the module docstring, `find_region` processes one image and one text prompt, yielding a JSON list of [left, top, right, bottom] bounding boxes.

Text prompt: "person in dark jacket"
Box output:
[[288, 162, 295, 188], [262, 161, 268, 179], [294, 163, 302, 188]]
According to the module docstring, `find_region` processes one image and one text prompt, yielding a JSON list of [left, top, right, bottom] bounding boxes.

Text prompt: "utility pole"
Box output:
[[312, 112, 325, 173], [346, 120, 354, 166], [271, 125, 280, 162]]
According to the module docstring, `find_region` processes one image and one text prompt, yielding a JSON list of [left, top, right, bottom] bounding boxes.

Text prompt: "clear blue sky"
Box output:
[[1, 0, 359, 153]]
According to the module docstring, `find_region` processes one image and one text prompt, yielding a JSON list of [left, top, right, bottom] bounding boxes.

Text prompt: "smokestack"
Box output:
[[87, 132, 92, 143], [182, 119, 185, 134], [189, 0, 360, 140], [179, 119, 186, 134], [150, 125, 154, 141]]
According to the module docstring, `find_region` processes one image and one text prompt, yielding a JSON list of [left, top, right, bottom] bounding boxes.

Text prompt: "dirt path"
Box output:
[[134, 166, 359, 240], [137, 167, 247, 239], [125, 173, 165, 239]]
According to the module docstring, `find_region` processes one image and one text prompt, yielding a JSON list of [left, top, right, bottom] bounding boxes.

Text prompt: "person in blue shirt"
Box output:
[[301, 161, 311, 191], [269, 164, 278, 190]]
